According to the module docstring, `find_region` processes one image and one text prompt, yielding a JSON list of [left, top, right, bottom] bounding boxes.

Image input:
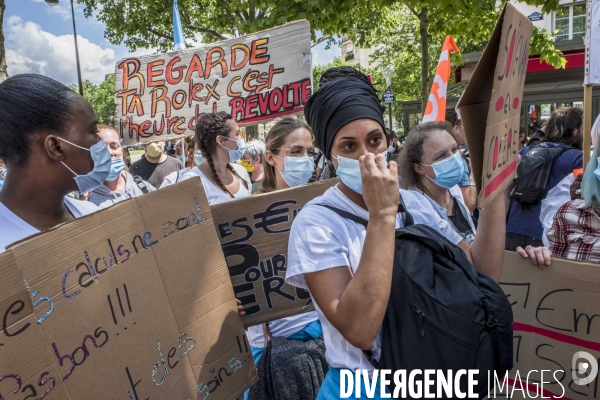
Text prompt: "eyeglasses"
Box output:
[[271, 146, 316, 158]]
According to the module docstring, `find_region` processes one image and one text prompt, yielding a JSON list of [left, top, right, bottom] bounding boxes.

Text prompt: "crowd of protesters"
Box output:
[[0, 68, 591, 398]]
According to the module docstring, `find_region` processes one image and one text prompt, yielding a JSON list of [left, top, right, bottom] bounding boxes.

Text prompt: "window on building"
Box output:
[[555, 3, 586, 41]]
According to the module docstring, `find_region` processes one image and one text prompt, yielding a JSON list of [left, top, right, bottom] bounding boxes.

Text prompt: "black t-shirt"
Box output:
[[448, 198, 475, 244], [129, 155, 184, 188]]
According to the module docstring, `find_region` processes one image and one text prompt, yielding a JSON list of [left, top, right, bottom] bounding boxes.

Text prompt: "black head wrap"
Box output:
[[305, 77, 386, 159]]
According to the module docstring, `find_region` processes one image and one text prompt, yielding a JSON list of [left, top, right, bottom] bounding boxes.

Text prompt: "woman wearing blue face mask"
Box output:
[[181, 112, 251, 204], [398, 122, 476, 244], [0, 74, 104, 253], [257, 116, 316, 194], [243, 117, 326, 399], [284, 73, 549, 399], [399, 122, 551, 264]]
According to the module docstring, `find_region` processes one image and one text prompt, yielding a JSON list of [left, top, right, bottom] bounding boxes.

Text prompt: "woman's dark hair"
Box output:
[[195, 111, 248, 197], [445, 108, 459, 126], [319, 66, 373, 88], [257, 116, 313, 194], [398, 121, 456, 193], [543, 107, 583, 145], [0, 74, 80, 166], [184, 135, 195, 151]]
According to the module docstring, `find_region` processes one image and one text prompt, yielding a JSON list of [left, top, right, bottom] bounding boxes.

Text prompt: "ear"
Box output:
[[265, 150, 277, 167], [412, 162, 424, 176], [44, 135, 66, 161]]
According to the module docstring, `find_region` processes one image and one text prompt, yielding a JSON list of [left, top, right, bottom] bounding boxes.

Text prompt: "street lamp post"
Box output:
[[45, 0, 84, 96], [381, 68, 395, 132]]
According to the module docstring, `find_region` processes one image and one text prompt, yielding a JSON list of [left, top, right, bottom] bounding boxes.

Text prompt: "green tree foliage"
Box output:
[[70, 75, 116, 125], [312, 57, 405, 128], [352, 0, 565, 110], [78, 0, 392, 52]]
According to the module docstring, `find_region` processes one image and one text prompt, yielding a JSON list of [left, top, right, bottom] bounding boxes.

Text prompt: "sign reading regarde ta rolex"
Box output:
[[114, 21, 312, 145]]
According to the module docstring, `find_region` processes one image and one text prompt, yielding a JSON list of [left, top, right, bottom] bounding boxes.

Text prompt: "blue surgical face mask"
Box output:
[[275, 155, 314, 188], [332, 150, 388, 195], [421, 151, 465, 189], [219, 137, 247, 163], [179, 155, 188, 164], [106, 156, 126, 182], [57, 137, 112, 193], [194, 150, 204, 166]]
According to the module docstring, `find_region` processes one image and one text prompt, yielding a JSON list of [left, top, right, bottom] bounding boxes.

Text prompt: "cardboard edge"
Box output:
[[113, 20, 311, 64]]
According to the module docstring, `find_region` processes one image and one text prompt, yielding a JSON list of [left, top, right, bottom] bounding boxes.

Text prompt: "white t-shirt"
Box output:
[[159, 167, 193, 188], [285, 185, 463, 372], [246, 311, 319, 348], [0, 196, 99, 253], [181, 164, 252, 205]]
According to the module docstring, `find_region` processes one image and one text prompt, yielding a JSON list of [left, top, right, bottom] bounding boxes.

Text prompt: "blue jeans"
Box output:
[[317, 367, 390, 399]]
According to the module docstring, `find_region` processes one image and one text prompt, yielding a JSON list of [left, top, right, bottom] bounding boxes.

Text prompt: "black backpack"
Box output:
[[319, 200, 513, 398], [511, 144, 571, 204]]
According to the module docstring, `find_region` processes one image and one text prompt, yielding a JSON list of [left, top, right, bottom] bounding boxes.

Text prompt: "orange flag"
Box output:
[[422, 36, 460, 123]]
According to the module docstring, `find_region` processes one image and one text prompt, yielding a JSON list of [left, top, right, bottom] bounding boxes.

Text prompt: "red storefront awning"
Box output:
[[527, 51, 584, 73]]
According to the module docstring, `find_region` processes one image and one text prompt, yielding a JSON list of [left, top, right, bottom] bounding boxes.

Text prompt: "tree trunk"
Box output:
[[0, 0, 7, 82], [418, 7, 429, 113]]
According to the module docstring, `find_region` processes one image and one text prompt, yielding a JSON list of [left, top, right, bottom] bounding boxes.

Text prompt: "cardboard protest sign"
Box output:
[[115, 21, 312, 145], [210, 179, 338, 328], [498, 252, 600, 399], [0, 178, 256, 399], [457, 4, 532, 208], [586, 0, 600, 84]]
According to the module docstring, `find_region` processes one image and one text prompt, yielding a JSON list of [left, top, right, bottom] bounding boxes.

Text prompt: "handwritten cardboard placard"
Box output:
[[585, 0, 600, 85], [115, 21, 312, 145], [210, 179, 338, 328], [0, 178, 256, 400], [498, 252, 600, 399], [457, 4, 532, 208]]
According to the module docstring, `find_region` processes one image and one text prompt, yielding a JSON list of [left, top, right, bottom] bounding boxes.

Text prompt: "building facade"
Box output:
[[339, 36, 380, 70]]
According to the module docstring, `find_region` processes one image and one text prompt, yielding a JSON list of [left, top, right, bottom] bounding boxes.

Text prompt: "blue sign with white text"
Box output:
[[528, 12, 543, 21]]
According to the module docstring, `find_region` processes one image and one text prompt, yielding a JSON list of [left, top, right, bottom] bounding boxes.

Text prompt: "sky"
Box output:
[[4, 0, 341, 86]]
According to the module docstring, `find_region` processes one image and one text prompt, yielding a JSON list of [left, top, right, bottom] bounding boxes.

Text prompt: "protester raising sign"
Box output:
[[498, 252, 600, 399], [458, 4, 533, 207], [210, 180, 338, 328], [115, 21, 311, 145], [0, 178, 256, 399]]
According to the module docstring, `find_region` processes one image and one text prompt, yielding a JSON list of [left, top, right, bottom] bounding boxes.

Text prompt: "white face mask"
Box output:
[[57, 137, 112, 193]]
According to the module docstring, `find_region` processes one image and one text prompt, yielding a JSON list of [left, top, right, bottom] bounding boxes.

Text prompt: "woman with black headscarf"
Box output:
[[284, 74, 512, 398]]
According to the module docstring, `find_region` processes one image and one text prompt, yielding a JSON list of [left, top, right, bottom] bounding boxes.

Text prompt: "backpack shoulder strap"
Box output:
[[318, 204, 368, 226], [317, 195, 414, 228], [362, 349, 379, 368], [551, 144, 572, 159], [133, 175, 149, 194], [397, 195, 414, 227]]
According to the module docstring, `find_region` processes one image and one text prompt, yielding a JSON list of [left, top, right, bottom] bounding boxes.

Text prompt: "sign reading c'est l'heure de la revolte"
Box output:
[[114, 21, 312, 145]]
